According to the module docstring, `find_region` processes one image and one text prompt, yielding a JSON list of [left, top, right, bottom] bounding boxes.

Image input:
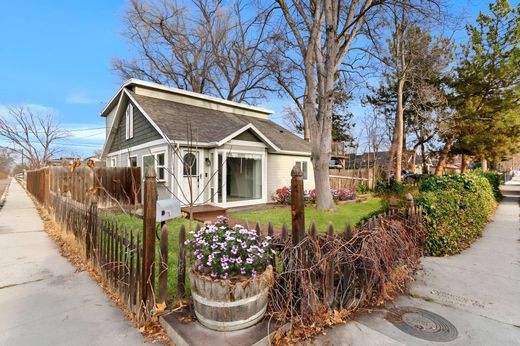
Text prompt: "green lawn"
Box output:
[[229, 198, 385, 232], [99, 213, 201, 301]]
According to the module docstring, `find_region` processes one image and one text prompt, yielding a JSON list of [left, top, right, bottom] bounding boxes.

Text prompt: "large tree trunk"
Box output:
[[481, 158, 488, 171], [393, 78, 405, 182], [435, 140, 452, 176]]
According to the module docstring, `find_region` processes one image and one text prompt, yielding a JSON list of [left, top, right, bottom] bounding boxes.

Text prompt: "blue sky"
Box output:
[[0, 0, 513, 158]]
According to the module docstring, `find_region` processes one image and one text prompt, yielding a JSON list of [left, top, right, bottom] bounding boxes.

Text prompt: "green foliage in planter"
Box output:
[[416, 173, 496, 256]]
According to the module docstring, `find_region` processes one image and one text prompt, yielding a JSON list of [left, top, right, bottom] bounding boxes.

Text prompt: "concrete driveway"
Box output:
[[312, 177, 520, 345], [0, 180, 146, 346]]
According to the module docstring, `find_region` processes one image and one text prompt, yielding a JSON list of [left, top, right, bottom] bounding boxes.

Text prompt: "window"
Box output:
[[295, 160, 308, 180], [111, 157, 117, 167], [143, 153, 166, 182], [183, 152, 198, 177], [125, 103, 134, 139], [129, 156, 138, 167], [156, 153, 165, 181]]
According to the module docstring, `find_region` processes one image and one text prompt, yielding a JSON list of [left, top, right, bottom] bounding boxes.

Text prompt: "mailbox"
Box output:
[[156, 198, 181, 222]]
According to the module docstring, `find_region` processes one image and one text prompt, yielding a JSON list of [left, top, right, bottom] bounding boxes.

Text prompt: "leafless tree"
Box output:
[[113, 0, 274, 103], [269, 0, 385, 211], [0, 106, 68, 169], [362, 0, 451, 181]]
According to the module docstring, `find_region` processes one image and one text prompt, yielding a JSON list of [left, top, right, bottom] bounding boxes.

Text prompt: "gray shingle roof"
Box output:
[[130, 91, 311, 153]]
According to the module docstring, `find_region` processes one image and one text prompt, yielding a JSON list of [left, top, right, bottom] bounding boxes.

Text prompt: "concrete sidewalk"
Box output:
[[0, 180, 145, 346], [312, 177, 520, 345]]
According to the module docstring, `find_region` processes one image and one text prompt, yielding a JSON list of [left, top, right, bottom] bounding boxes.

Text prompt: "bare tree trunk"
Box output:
[[481, 158, 488, 172], [394, 78, 405, 182], [435, 140, 451, 176]]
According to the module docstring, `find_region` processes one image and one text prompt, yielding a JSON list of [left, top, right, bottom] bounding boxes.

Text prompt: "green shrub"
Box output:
[[473, 169, 503, 200], [374, 180, 404, 195], [416, 173, 496, 256], [356, 182, 371, 195]]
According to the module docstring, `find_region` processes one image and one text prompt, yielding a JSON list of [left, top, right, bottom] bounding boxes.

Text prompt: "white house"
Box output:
[[101, 79, 315, 208]]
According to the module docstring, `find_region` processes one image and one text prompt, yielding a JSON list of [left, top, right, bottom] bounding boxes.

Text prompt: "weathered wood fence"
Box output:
[[26, 166, 141, 208], [329, 168, 375, 190]]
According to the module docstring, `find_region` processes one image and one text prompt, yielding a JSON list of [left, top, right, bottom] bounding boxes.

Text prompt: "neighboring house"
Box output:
[[101, 79, 314, 207]]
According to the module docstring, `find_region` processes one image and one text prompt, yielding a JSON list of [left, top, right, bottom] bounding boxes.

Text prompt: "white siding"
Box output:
[[267, 154, 315, 200]]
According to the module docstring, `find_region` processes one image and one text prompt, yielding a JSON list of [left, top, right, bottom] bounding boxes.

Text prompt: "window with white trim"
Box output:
[[111, 157, 117, 167], [295, 160, 308, 180], [143, 153, 166, 182], [156, 153, 165, 181], [125, 103, 134, 139]]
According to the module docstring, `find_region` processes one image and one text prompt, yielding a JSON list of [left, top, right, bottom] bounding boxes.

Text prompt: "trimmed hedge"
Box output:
[[415, 173, 497, 256], [474, 169, 504, 200]]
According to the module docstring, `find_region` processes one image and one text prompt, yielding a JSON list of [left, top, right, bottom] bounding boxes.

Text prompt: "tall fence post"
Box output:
[[291, 165, 305, 246], [142, 166, 157, 313]]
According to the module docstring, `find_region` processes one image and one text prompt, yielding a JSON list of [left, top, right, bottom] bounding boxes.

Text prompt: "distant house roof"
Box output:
[[128, 91, 311, 153]]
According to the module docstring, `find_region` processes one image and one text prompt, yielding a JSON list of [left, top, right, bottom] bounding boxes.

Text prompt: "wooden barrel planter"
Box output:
[[189, 265, 274, 331]]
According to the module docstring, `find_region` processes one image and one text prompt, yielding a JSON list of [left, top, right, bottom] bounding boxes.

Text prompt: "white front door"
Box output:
[[180, 150, 201, 205]]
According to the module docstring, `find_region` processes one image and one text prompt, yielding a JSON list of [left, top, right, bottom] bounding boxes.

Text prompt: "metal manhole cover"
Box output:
[[386, 306, 458, 342]]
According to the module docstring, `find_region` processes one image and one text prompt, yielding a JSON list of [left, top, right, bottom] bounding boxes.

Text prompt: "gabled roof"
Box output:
[[126, 91, 311, 154], [101, 79, 273, 117]]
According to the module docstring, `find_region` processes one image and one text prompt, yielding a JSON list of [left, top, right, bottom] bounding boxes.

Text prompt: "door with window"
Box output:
[[181, 150, 201, 205]]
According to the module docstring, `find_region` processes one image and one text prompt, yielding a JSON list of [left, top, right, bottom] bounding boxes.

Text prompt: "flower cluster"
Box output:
[[271, 186, 291, 204], [332, 188, 355, 201], [185, 216, 273, 280]]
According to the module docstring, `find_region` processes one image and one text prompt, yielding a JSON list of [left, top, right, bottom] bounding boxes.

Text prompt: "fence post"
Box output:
[[86, 201, 98, 261], [142, 166, 157, 312], [158, 224, 169, 306], [406, 193, 414, 221], [291, 165, 305, 246]]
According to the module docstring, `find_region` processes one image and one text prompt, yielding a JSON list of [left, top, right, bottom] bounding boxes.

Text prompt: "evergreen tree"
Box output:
[[451, 0, 520, 167]]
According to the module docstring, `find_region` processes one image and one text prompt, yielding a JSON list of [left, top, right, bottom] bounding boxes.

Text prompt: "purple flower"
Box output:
[[210, 272, 217, 278], [197, 264, 204, 272], [231, 246, 238, 255], [246, 257, 254, 264], [252, 269, 257, 278], [241, 242, 248, 249], [240, 268, 246, 275], [212, 236, 219, 242], [222, 263, 229, 270], [220, 273, 229, 280], [235, 257, 243, 264]]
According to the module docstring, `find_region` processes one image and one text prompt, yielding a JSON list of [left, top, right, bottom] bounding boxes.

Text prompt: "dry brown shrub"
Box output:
[[268, 212, 424, 344]]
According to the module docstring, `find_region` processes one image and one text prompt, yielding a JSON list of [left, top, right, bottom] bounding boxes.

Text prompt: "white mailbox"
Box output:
[[156, 198, 181, 222]]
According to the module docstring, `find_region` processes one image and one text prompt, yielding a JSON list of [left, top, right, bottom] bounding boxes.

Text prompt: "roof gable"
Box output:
[[128, 91, 311, 153]]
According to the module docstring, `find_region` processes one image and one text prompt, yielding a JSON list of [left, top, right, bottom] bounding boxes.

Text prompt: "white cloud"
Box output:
[[0, 103, 56, 117], [65, 94, 100, 105]]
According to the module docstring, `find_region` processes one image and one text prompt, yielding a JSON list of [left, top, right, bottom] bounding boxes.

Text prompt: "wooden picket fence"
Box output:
[[49, 191, 146, 317], [26, 166, 141, 208], [26, 164, 426, 328]]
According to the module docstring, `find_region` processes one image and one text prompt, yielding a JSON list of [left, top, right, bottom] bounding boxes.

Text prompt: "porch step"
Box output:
[[181, 205, 227, 223]]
